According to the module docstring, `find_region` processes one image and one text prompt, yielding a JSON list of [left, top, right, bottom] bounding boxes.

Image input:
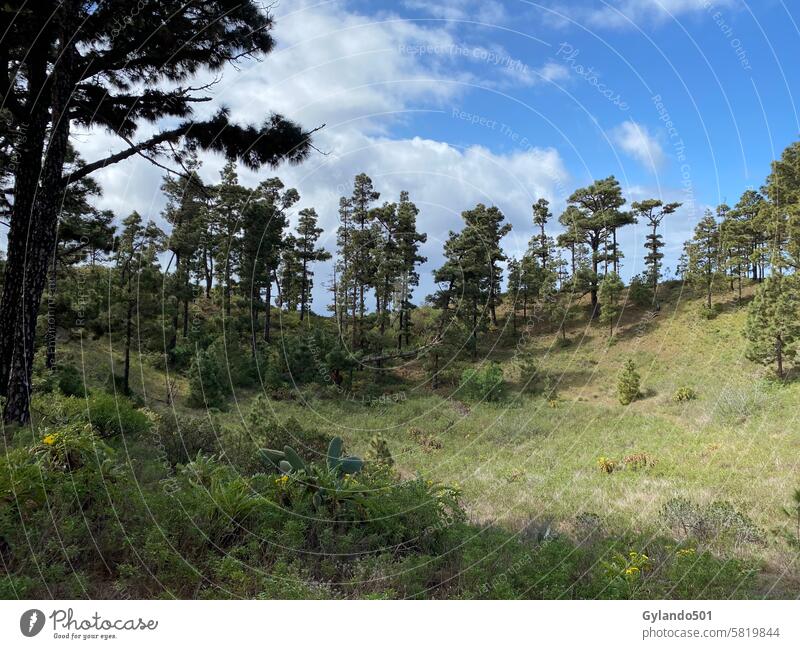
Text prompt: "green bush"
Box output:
[[156, 413, 221, 466], [81, 391, 151, 437], [617, 359, 641, 405], [188, 348, 229, 409], [672, 386, 697, 403], [57, 364, 85, 397], [460, 362, 506, 402], [628, 274, 654, 307], [697, 302, 722, 320], [34, 390, 151, 438]]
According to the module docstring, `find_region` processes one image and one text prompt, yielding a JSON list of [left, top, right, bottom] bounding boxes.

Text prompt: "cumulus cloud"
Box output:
[[548, 0, 736, 29], [74, 0, 571, 307], [611, 120, 666, 172]]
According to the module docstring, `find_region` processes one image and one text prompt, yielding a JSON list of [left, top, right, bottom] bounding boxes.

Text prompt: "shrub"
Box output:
[[672, 386, 697, 403], [367, 434, 394, 468], [57, 364, 85, 397], [244, 396, 331, 457], [188, 348, 229, 409], [597, 457, 617, 474], [617, 359, 641, 405], [58, 391, 150, 438], [156, 414, 221, 466], [622, 452, 656, 470], [408, 427, 443, 452], [517, 350, 541, 394], [460, 362, 506, 402], [660, 498, 765, 547], [628, 274, 654, 307], [697, 302, 722, 320]]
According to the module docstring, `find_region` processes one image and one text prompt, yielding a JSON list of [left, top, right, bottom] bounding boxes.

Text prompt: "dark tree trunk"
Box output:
[[45, 250, 58, 370], [0, 67, 49, 399], [182, 297, 189, 338], [300, 258, 308, 321], [3, 40, 75, 425], [123, 289, 133, 396], [204, 245, 213, 298], [263, 282, 272, 343], [168, 252, 180, 352]]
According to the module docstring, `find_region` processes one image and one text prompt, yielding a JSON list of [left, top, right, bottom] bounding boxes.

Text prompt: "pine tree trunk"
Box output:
[[45, 251, 58, 370], [182, 297, 189, 338], [123, 289, 133, 395], [168, 253, 180, 352], [300, 259, 308, 321], [3, 40, 75, 425], [204, 246, 212, 298], [0, 86, 49, 400], [263, 282, 272, 343]]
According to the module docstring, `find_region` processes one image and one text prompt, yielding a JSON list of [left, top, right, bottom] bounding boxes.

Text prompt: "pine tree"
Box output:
[[765, 142, 800, 270], [278, 234, 302, 313], [351, 174, 380, 347], [506, 257, 522, 335], [161, 152, 206, 350], [468, 204, 511, 326], [631, 199, 681, 304], [530, 198, 552, 268], [745, 273, 800, 378], [598, 271, 624, 336], [0, 0, 314, 425], [239, 178, 299, 344], [211, 161, 249, 317], [686, 211, 722, 310], [45, 147, 115, 369], [731, 189, 768, 284], [618, 359, 641, 405], [393, 192, 427, 348], [565, 177, 628, 313], [113, 212, 166, 395], [336, 174, 380, 349], [294, 208, 331, 321]]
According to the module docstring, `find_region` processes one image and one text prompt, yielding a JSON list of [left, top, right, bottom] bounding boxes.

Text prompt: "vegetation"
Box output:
[[3, 1, 800, 603]]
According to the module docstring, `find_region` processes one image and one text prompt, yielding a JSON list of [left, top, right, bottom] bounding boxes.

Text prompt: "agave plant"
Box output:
[[258, 437, 365, 511]]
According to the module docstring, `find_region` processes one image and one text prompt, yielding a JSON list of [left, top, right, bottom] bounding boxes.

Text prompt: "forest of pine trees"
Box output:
[[3, 135, 800, 418]]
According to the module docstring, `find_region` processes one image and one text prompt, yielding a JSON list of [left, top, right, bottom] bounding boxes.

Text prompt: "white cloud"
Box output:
[[402, 0, 509, 24], [548, 0, 736, 29], [537, 62, 571, 83], [74, 1, 571, 307], [611, 120, 666, 172]]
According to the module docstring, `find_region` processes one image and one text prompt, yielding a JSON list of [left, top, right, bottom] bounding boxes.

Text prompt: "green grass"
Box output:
[[52, 282, 800, 596]]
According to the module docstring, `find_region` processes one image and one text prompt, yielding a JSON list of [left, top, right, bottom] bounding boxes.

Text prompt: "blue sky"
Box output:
[[83, 0, 800, 309]]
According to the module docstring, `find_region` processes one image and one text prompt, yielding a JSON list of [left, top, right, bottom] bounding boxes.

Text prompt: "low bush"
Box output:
[[460, 362, 506, 402], [672, 386, 697, 403], [660, 497, 766, 548]]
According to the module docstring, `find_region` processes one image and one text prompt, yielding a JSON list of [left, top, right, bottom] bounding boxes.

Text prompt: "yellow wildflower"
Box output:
[[42, 434, 57, 446]]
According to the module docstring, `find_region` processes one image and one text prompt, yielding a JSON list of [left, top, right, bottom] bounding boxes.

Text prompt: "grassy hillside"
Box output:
[[35, 279, 799, 598]]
